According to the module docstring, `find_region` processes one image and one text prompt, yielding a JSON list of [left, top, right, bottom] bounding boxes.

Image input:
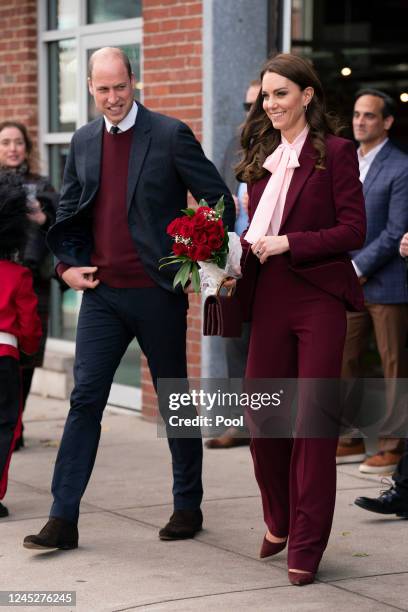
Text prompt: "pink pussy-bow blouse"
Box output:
[[245, 124, 309, 244]]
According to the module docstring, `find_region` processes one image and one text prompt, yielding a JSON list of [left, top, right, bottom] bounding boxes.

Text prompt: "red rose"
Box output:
[[194, 245, 212, 261], [207, 222, 224, 239], [192, 212, 207, 228], [192, 227, 208, 245], [173, 242, 189, 256], [207, 234, 224, 250], [196, 206, 213, 217], [178, 217, 194, 238], [167, 218, 182, 236]]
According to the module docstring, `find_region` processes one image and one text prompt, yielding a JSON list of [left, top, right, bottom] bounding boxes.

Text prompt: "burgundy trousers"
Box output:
[[246, 255, 347, 573]]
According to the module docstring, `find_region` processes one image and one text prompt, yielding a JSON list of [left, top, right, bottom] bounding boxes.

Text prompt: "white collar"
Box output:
[[358, 138, 388, 164], [104, 101, 138, 133]]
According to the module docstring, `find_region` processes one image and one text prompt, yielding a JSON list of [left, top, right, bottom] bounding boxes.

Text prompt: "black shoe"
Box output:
[[159, 509, 203, 540], [23, 517, 78, 550], [355, 484, 408, 518], [0, 502, 9, 518]]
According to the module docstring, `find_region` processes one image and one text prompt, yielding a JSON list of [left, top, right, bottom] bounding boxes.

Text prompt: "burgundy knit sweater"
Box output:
[[87, 127, 155, 288]]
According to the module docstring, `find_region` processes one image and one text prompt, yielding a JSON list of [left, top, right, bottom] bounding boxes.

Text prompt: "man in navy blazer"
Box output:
[[337, 89, 408, 473], [23, 47, 235, 551]]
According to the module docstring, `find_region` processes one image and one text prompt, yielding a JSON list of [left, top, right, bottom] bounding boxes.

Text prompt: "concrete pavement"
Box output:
[[1, 393, 407, 612]]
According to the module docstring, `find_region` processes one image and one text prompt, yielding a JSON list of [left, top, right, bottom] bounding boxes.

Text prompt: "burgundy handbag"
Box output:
[[203, 285, 243, 337]]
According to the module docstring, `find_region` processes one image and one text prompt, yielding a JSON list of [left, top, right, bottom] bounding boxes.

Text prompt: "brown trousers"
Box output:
[[341, 303, 408, 452]]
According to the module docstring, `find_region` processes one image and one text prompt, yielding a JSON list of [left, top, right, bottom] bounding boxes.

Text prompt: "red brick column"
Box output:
[[0, 1, 39, 156], [142, 0, 203, 419]]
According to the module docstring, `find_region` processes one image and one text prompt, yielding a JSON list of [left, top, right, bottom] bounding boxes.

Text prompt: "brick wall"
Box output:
[[0, 0, 39, 166], [142, 0, 203, 419]]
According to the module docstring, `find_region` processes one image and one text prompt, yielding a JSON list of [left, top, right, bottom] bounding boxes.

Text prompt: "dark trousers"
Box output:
[[0, 356, 20, 499], [246, 256, 346, 573], [394, 438, 408, 496], [50, 284, 203, 523]]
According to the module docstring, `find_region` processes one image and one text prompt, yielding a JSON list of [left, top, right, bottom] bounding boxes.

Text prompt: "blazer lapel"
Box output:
[[127, 102, 152, 211], [84, 117, 104, 196], [362, 141, 391, 197], [279, 134, 316, 230]]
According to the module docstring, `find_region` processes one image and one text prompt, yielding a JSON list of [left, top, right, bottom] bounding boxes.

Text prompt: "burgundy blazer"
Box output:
[[242, 133, 367, 312]]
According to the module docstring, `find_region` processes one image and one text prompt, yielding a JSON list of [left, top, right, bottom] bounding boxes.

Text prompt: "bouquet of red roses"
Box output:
[[159, 196, 229, 293]]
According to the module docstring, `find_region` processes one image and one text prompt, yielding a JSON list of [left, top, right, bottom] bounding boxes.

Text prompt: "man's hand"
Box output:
[[183, 282, 196, 294], [252, 235, 289, 264], [61, 266, 100, 291], [400, 232, 408, 258]]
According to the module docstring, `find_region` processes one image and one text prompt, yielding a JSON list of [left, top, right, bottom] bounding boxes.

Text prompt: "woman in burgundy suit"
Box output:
[[235, 54, 366, 585]]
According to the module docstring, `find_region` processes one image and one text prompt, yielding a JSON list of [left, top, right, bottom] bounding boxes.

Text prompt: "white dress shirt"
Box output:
[[103, 101, 138, 134], [357, 138, 388, 183]]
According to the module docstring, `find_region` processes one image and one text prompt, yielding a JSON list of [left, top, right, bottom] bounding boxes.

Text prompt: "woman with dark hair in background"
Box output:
[[0, 121, 58, 449], [235, 54, 366, 584]]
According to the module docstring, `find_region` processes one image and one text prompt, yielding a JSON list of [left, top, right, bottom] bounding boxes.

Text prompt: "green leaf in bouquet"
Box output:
[[191, 263, 201, 293], [180, 208, 196, 217], [159, 255, 189, 269], [214, 195, 225, 217], [198, 198, 209, 207], [173, 260, 192, 290]]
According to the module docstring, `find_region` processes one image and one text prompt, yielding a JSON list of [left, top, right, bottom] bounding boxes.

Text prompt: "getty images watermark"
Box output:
[[157, 378, 408, 439], [166, 387, 283, 429]]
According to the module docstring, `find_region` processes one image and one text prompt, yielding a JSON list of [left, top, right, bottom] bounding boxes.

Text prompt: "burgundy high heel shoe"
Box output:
[[288, 570, 315, 586], [259, 535, 287, 558]]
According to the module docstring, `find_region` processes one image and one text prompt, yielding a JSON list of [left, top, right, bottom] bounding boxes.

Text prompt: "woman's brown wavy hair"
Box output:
[[236, 54, 342, 184]]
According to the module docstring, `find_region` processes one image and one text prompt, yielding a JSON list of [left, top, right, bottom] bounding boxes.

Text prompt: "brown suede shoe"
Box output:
[[205, 427, 250, 449], [23, 517, 78, 550], [159, 509, 203, 540], [336, 441, 366, 464], [359, 451, 403, 474]]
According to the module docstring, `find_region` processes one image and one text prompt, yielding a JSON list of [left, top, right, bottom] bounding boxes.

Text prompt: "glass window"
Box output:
[[87, 0, 141, 24], [47, 0, 78, 30], [290, 0, 408, 142], [48, 143, 70, 190], [87, 43, 141, 122], [48, 39, 77, 132]]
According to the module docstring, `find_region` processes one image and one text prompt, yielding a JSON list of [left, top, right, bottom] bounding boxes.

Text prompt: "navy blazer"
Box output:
[[352, 141, 408, 304], [47, 102, 235, 293]]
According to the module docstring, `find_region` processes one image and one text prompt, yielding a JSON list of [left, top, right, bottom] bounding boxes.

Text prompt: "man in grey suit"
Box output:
[[337, 89, 408, 473], [23, 47, 235, 550]]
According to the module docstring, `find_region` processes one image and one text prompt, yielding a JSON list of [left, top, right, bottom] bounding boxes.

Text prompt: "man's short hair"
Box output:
[[355, 88, 396, 119], [88, 47, 132, 80]]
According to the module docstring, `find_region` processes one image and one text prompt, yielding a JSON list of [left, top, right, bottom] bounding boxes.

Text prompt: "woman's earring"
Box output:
[[304, 104, 308, 113]]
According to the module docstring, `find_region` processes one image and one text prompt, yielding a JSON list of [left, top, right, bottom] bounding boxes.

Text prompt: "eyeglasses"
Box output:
[[242, 102, 253, 112]]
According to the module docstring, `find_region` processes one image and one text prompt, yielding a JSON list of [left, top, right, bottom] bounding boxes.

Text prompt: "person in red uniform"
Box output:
[[0, 173, 42, 517], [234, 54, 366, 585]]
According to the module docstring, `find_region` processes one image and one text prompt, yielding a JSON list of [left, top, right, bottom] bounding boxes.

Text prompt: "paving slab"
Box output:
[[133, 582, 402, 612], [3, 512, 288, 612], [332, 573, 408, 611], [1, 393, 407, 612]]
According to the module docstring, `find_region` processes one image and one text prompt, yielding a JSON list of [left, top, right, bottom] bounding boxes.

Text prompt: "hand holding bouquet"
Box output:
[[160, 196, 241, 293]]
